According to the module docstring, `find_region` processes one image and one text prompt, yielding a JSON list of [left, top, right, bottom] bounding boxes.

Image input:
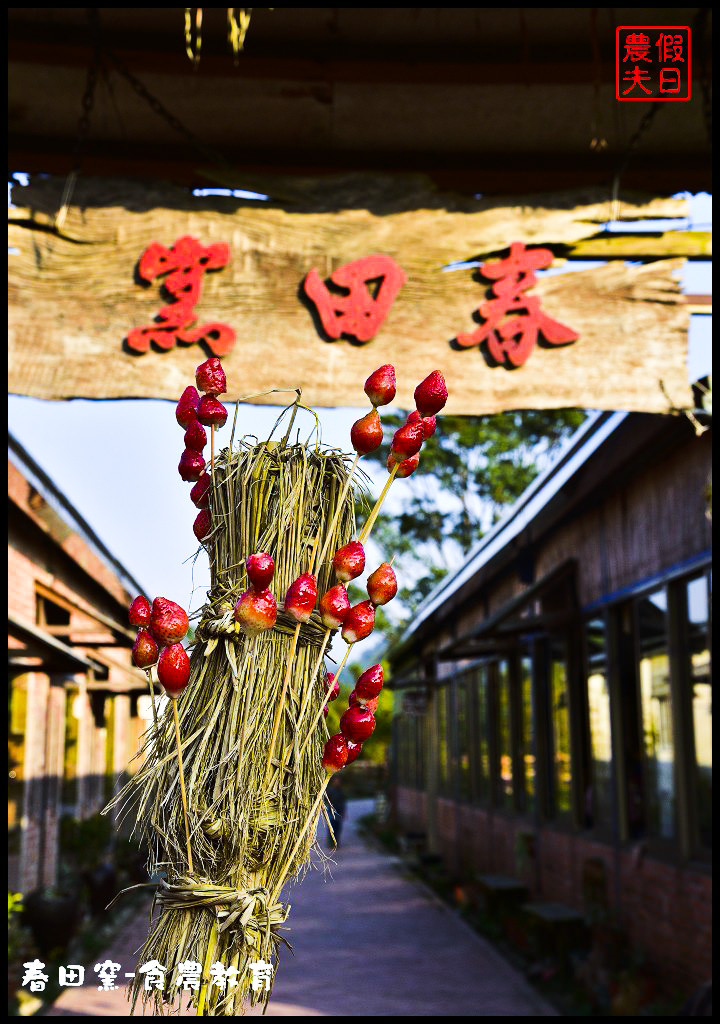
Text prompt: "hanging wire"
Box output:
[[54, 8, 101, 232], [694, 8, 712, 147], [608, 104, 662, 224]]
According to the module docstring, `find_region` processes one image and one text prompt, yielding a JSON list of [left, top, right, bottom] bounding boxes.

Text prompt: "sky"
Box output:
[[8, 189, 711, 667]]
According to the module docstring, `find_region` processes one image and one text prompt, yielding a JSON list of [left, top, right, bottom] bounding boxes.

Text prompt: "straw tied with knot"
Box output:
[[109, 364, 448, 1016]]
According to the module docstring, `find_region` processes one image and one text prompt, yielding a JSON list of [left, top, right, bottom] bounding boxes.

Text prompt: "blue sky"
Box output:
[[8, 187, 711, 665]]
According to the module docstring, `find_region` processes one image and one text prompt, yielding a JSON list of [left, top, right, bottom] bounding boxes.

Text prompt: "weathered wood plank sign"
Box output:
[[8, 175, 693, 414]]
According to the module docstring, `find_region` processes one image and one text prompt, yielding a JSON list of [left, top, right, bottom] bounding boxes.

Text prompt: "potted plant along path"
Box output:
[[108, 360, 447, 1015]]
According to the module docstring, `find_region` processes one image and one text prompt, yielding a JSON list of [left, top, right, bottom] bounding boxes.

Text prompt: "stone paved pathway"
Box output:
[[46, 800, 557, 1016]]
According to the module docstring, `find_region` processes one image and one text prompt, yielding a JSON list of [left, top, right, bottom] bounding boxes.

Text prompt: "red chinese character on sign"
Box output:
[[128, 236, 235, 355], [656, 33, 685, 62], [622, 67, 653, 95], [303, 255, 407, 343], [456, 242, 579, 368], [659, 68, 683, 93], [623, 32, 653, 62]]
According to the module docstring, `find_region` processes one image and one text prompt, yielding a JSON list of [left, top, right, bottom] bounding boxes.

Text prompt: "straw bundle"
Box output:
[[113, 435, 356, 1015]]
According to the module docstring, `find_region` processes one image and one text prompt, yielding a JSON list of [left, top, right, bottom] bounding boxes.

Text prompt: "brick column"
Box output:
[[20, 673, 49, 893]]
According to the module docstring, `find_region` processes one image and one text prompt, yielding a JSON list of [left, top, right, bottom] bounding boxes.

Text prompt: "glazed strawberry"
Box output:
[[323, 704, 329, 718], [246, 552, 275, 591], [324, 673, 340, 702], [387, 452, 420, 478], [348, 691, 379, 712], [407, 409, 437, 439], [414, 370, 448, 417], [132, 628, 159, 669], [129, 596, 152, 627], [322, 734, 348, 774], [195, 357, 227, 396], [190, 473, 212, 509], [355, 664, 384, 700], [197, 395, 228, 428], [333, 541, 365, 582], [391, 421, 424, 460], [318, 584, 351, 629], [193, 509, 212, 544], [340, 705, 376, 744], [341, 600, 376, 644], [179, 448, 206, 482], [285, 574, 318, 623], [345, 739, 363, 765], [184, 420, 207, 452], [157, 643, 191, 698], [367, 563, 398, 606], [150, 597, 189, 646], [350, 409, 384, 456], [176, 386, 200, 429], [364, 364, 396, 407], [234, 589, 277, 636]]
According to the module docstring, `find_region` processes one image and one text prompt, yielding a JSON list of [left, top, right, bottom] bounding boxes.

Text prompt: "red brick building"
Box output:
[[388, 411, 711, 998], [8, 435, 151, 894]]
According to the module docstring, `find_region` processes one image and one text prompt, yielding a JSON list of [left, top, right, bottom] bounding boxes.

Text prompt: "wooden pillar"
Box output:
[[425, 655, 440, 855], [75, 676, 93, 819], [41, 680, 67, 888], [20, 673, 48, 893]]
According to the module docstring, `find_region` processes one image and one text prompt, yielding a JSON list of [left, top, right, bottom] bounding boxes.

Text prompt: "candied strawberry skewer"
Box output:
[[314, 364, 395, 575]]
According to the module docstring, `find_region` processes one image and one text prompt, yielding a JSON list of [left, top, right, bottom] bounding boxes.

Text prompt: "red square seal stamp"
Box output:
[[616, 26, 691, 101]]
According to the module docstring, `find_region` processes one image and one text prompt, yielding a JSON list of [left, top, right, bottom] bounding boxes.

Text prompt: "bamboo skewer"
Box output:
[[315, 453, 360, 572], [359, 463, 399, 544], [271, 775, 331, 903], [299, 643, 354, 757], [172, 698, 194, 875]]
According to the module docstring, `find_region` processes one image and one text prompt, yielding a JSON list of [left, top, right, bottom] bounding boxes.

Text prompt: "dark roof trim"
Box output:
[[9, 613, 103, 673]]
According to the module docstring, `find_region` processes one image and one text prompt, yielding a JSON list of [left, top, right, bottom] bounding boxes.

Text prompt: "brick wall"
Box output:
[[394, 786, 711, 995]]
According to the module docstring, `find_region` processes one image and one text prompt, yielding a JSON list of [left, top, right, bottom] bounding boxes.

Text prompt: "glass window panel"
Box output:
[[437, 685, 449, 795], [586, 618, 613, 828], [457, 675, 471, 802], [687, 575, 711, 847], [637, 587, 674, 839], [497, 659, 513, 809], [471, 665, 489, 803], [550, 638, 572, 818], [520, 651, 536, 816]]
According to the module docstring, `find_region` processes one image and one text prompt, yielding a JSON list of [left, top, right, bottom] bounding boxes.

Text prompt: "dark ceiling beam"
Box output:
[[8, 136, 712, 197]]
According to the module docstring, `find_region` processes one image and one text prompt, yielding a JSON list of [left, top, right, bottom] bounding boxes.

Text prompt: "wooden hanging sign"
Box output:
[[8, 175, 693, 414]]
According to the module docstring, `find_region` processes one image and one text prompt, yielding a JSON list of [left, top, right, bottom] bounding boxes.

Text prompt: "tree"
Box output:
[[357, 409, 587, 630]]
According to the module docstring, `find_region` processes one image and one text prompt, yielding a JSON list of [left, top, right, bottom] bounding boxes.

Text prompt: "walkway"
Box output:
[[46, 800, 556, 1016]]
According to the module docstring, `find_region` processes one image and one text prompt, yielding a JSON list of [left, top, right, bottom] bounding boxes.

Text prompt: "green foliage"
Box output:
[[359, 409, 587, 619]]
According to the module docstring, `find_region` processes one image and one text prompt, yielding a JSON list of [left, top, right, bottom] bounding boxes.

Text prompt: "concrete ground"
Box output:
[[45, 800, 557, 1016]]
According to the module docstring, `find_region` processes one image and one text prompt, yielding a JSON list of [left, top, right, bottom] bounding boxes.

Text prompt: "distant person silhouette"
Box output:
[[326, 775, 347, 849]]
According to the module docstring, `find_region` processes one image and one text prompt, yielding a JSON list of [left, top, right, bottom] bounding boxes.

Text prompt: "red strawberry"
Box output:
[[285, 574, 318, 623], [324, 673, 340, 702], [129, 596, 152, 627], [176, 386, 200, 429], [150, 597, 189, 646], [132, 628, 158, 668], [323, 704, 329, 718], [333, 541, 365, 583], [318, 584, 351, 629], [414, 370, 448, 417], [345, 739, 363, 765], [355, 664, 384, 700], [184, 420, 207, 452], [341, 601, 376, 644], [197, 395, 228, 428], [364, 364, 396, 408], [190, 473, 212, 509], [157, 642, 191, 697], [407, 409, 437, 439], [340, 706, 376, 743], [179, 449, 206, 482], [367, 563, 397, 606], [193, 509, 212, 544], [388, 452, 420, 478], [234, 589, 277, 636], [350, 409, 384, 456], [322, 734, 348, 774], [195, 357, 227, 396], [391, 421, 424, 459], [246, 552, 275, 591]]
